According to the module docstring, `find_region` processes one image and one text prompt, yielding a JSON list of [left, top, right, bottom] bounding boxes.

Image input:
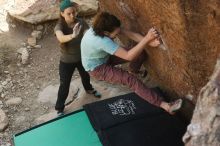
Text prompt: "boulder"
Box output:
[[8, 0, 98, 24], [183, 58, 220, 146], [99, 0, 220, 105], [73, 0, 98, 16], [8, 0, 59, 24]]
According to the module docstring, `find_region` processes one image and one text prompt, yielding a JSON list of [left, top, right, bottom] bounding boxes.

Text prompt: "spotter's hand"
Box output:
[[72, 23, 82, 38]]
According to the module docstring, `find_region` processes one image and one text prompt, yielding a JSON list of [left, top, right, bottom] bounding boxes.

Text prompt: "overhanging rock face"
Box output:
[[99, 0, 220, 103]]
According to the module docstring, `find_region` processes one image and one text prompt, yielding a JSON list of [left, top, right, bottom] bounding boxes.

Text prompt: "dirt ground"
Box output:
[[0, 17, 58, 144]]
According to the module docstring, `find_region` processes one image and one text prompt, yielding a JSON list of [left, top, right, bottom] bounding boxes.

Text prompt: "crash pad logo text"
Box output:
[[108, 99, 136, 116]]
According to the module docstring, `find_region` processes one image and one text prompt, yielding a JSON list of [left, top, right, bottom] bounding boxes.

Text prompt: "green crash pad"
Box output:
[[13, 110, 102, 146]]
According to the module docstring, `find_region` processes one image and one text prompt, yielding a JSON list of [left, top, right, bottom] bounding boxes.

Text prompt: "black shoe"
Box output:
[[86, 89, 102, 98], [57, 111, 64, 117], [140, 70, 148, 78]]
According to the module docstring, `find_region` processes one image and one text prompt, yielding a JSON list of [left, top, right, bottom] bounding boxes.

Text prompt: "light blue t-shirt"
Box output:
[[81, 28, 119, 71]]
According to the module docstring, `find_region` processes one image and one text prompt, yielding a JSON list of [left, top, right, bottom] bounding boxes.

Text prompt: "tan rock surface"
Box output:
[[99, 0, 220, 104]]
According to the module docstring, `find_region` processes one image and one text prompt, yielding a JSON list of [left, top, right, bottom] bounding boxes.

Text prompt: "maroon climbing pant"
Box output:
[[89, 52, 163, 107]]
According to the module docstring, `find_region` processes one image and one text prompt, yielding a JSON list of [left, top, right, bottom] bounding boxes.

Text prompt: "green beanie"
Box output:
[[60, 0, 74, 12]]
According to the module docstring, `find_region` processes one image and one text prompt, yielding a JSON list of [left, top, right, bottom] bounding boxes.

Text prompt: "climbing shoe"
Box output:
[[86, 89, 102, 98]]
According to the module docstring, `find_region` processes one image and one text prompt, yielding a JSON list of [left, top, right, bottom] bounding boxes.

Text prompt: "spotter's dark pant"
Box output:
[[55, 61, 93, 112]]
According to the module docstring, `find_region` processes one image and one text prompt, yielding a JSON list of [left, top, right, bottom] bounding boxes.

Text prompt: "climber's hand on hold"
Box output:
[[148, 38, 160, 47], [144, 27, 159, 43]]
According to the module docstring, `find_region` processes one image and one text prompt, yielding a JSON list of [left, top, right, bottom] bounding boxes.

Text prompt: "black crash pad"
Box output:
[[84, 92, 186, 146]]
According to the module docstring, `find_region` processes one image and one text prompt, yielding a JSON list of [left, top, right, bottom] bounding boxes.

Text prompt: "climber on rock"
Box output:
[[80, 12, 182, 114]]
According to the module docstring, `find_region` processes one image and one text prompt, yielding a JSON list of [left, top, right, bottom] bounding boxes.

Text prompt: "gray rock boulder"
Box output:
[[183, 58, 220, 146], [8, 0, 98, 24]]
